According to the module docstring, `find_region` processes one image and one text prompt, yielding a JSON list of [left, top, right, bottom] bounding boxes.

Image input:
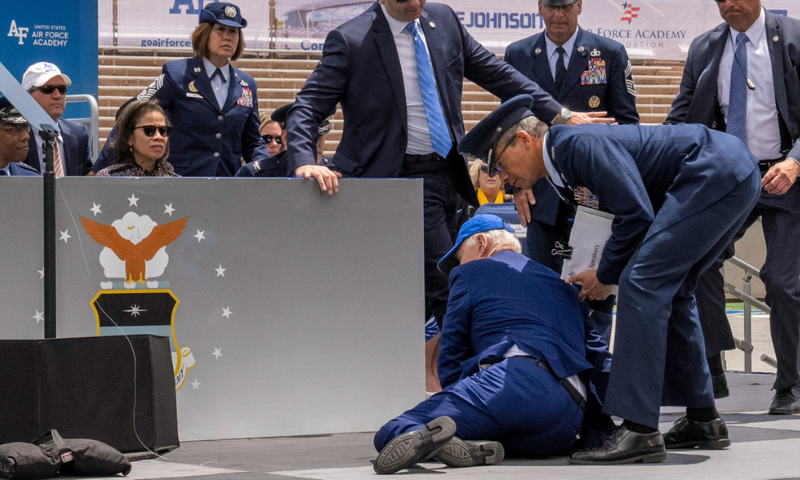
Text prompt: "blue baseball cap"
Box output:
[[437, 214, 515, 275], [458, 94, 535, 177], [200, 2, 248, 28]]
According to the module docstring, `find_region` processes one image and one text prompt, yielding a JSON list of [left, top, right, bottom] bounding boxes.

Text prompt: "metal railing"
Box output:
[[65, 94, 100, 163]]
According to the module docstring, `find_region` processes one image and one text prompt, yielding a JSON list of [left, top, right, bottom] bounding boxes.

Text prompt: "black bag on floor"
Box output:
[[0, 442, 60, 479], [35, 430, 131, 477]]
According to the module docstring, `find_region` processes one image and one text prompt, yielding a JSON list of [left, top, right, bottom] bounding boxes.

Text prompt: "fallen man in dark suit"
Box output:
[[372, 214, 613, 474]]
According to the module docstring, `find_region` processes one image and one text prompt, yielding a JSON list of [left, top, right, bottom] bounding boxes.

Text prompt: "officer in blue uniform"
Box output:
[[459, 95, 761, 464], [236, 103, 337, 177], [93, 3, 269, 177], [0, 98, 40, 177], [373, 214, 613, 474], [505, 0, 639, 341]]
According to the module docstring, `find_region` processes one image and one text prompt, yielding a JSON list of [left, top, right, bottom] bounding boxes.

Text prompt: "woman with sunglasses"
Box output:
[[96, 100, 178, 177], [259, 112, 284, 157], [469, 160, 510, 205], [92, 2, 268, 177]]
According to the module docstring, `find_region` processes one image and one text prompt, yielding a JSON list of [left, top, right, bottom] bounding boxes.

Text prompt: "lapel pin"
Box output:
[[535, 47, 542, 55], [429, 21, 435, 29], [578, 46, 585, 53], [194, 67, 201, 73], [773, 35, 779, 42]]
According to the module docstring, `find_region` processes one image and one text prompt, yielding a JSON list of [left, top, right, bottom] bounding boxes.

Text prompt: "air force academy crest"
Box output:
[[82, 210, 196, 391]]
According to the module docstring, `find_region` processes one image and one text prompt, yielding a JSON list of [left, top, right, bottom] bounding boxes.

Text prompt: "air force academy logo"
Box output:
[[82, 208, 196, 391]]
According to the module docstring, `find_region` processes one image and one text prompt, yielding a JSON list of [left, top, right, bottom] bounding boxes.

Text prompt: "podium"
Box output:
[[0, 335, 179, 453]]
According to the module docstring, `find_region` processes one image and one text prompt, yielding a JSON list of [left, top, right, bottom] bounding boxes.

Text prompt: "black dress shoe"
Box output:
[[712, 373, 730, 399], [768, 386, 800, 415], [374, 416, 457, 474], [568, 425, 666, 465], [664, 416, 730, 449], [433, 437, 504, 468]]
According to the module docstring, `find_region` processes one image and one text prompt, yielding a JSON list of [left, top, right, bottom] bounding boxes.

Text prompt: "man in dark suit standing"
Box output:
[[286, 0, 605, 331], [665, 0, 800, 414], [21, 62, 92, 176], [504, 0, 639, 341]]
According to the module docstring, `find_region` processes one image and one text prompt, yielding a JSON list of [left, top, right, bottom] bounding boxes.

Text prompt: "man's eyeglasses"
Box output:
[[134, 125, 172, 137], [479, 164, 490, 174], [32, 85, 68, 95], [0, 124, 30, 135], [262, 135, 283, 145], [486, 140, 512, 178]]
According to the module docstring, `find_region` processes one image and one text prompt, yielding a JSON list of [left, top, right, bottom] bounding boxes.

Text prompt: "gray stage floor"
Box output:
[[108, 371, 800, 480]]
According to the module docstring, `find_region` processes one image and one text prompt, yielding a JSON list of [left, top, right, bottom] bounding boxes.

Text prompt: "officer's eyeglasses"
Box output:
[[134, 125, 172, 137], [0, 124, 30, 135], [32, 85, 68, 95], [262, 135, 283, 145], [479, 164, 490, 174], [486, 141, 512, 178]]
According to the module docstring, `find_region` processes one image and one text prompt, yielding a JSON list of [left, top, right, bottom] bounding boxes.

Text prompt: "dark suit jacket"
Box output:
[[95, 57, 269, 177], [505, 27, 639, 225], [546, 123, 758, 285], [665, 9, 800, 163], [24, 118, 92, 176], [286, 2, 563, 205]]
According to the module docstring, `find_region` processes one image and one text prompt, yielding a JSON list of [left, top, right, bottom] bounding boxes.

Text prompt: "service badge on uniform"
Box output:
[[225, 6, 237, 18], [590, 48, 601, 57], [429, 21, 435, 29], [237, 87, 253, 108], [578, 46, 585, 53], [535, 48, 542, 55], [240, 79, 248, 87], [589, 95, 600, 108], [194, 67, 201, 73], [581, 59, 607, 85], [188, 81, 198, 93]]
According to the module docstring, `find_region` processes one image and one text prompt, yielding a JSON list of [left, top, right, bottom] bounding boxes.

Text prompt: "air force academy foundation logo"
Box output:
[[82, 209, 196, 391]]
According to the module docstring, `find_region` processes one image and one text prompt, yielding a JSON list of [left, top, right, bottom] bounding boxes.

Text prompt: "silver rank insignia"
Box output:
[[188, 81, 198, 93], [225, 6, 237, 18], [535, 47, 542, 55], [429, 22, 435, 29], [589, 95, 600, 108], [194, 67, 201, 73], [578, 46, 585, 53], [590, 48, 601, 57], [240, 79, 248, 87], [773, 35, 779, 42]]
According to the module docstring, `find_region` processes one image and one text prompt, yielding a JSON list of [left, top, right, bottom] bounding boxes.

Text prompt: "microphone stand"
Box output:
[[39, 124, 58, 339]]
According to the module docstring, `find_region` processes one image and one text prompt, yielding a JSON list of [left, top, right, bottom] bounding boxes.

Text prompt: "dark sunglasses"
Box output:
[[479, 164, 490, 174], [134, 125, 172, 137], [262, 134, 283, 145], [33, 85, 68, 95]]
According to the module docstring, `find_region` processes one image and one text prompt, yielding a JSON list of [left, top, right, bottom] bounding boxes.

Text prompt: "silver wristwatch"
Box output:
[[552, 108, 572, 125]]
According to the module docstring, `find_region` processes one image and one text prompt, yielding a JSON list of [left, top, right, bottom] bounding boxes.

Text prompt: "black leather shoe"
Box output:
[[768, 386, 800, 415], [712, 373, 730, 399], [433, 437, 504, 468], [374, 416, 457, 474], [664, 416, 730, 449], [568, 425, 666, 465]]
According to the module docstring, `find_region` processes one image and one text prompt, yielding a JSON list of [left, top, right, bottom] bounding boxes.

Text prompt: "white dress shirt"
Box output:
[[203, 57, 230, 110], [717, 7, 782, 161], [380, 5, 438, 155]]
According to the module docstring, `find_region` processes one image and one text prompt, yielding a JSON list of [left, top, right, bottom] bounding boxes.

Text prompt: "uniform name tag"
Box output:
[[186, 92, 204, 98]]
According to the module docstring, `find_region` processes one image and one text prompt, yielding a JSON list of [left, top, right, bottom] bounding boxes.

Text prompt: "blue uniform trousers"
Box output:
[[696, 183, 800, 391], [374, 357, 583, 458], [604, 171, 761, 427]]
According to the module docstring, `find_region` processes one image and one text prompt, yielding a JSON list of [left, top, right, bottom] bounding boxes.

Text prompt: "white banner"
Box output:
[[99, 0, 800, 60]]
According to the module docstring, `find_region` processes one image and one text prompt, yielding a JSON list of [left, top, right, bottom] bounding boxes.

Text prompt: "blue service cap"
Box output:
[[458, 94, 535, 177], [540, 0, 579, 6], [0, 97, 28, 124], [437, 214, 515, 276], [200, 2, 248, 28]]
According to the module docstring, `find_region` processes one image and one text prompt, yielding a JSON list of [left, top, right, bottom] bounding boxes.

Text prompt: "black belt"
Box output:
[[758, 155, 788, 174], [404, 152, 445, 162], [530, 358, 587, 411]]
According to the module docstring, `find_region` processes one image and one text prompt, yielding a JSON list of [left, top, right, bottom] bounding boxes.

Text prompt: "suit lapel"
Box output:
[[531, 35, 558, 95], [766, 12, 789, 121], [699, 25, 727, 98], [223, 66, 244, 113], [189, 57, 223, 114], [371, 5, 407, 129], [562, 28, 589, 99]]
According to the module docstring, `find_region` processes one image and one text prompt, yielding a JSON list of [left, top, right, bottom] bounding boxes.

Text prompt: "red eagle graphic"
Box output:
[[80, 216, 188, 285]]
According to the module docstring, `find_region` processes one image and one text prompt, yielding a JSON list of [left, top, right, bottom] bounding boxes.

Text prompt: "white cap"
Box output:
[[22, 62, 72, 91]]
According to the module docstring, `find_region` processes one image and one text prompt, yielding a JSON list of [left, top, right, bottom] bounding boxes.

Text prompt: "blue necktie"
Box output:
[[727, 33, 749, 144], [405, 21, 452, 158]]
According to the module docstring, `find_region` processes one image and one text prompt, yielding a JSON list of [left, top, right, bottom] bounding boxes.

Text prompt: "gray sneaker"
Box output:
[[434, 437, 505, 468]]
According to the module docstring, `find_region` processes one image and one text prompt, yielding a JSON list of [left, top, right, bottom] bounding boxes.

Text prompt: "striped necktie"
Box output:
[[726, 33, 749, 144], [405, 21, 452, 158], [51, 141, 64, 178]]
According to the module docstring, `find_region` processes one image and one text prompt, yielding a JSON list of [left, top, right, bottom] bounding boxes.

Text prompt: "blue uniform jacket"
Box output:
[[505, 27, 639, 226], [438, 250, 596, 387], [235, 150, 289, 177], [286, 2, 563, 204], [4, 162, 40, 176], [25, 118, 92, 176], [546, 123, 759, 285], [665, 9, 800, 163], [95, 57, 269, 177]]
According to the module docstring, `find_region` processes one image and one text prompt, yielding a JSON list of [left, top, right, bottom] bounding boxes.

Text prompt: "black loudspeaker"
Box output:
[[0, 335, 179, 454]]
